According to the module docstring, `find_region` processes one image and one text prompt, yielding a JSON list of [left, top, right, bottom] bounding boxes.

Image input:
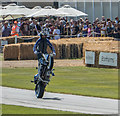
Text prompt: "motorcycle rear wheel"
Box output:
[[35, 82, 45, 98]]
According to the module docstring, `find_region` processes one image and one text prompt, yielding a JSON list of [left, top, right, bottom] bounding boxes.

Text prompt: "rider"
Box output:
[[33, 31, 56, 83]]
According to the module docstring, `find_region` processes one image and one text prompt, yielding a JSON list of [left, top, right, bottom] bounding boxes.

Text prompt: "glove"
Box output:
[[53, 52, 56, 56], [34, 51, 38, 54]]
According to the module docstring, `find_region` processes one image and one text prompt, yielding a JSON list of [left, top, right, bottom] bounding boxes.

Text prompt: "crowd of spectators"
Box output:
[[1, 16, 120, 39]]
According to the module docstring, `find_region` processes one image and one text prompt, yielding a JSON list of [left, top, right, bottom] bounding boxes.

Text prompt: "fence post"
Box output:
[[15, 35, 17, 44]]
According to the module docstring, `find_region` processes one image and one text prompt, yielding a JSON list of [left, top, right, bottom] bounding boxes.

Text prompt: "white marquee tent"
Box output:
[[11, 5, 31, 16], [57, 5, 88, 17], [0, 4, 26, 20], [26, 6, 69, 17]]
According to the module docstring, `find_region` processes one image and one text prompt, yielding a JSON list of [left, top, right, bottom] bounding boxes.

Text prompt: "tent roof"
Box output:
[[57, 5, 88, 17]]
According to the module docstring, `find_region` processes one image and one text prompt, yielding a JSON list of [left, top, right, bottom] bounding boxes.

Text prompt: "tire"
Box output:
[[35, 82, 45, 98], [48, 56, 54, 71]]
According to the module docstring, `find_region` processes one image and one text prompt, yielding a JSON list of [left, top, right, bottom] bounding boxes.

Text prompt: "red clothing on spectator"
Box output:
[[11, 25, 19, 36]]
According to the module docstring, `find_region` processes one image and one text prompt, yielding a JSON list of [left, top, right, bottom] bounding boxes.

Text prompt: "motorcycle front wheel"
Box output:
[[35, 82, 45, 98]]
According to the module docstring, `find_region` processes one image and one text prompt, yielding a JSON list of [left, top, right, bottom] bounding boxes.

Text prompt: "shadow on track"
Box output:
[[43, 97, 62, 101]]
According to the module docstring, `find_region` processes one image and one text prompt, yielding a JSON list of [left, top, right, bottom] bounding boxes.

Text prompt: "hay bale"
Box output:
[[19, 43, 37, 60], [3, 44, 20, 60], [68, 43, 83, 59], [3, 37, 116, 61], [83, 41, 120, 69]]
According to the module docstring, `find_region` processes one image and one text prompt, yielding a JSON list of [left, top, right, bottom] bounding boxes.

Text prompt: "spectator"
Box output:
[[107, 21, 114, 37], [48, 24, 54, 39], [20, 21, 30, 36], [39, 21, 44, 31], [95, 17, 99, 23], [2, 21, 11, 37], [59, 21, 64, 37], [79, 21, 84, 32], [30, 19, 41, 35], [9, 22, 13, 29], [114, 22, 120, 38], [115, 17, 119, 24], [87, 24, 93, 37], [0, 22, 2, 37], [101, 16, 106, 22], [95, 23, 101, 37], [43, 23, 51, 39], [101, 21, 107, 37], [72, 21, 79, 37], [64, 22, 71, 37], [2, 16, 119, 39], [18, 18, 24, 27], [11, 21, 19, 36], [53, 25, 60, 40], [82, 21, 89, 37], [70, 19, 74, 35], [106, 18, 111, 26]]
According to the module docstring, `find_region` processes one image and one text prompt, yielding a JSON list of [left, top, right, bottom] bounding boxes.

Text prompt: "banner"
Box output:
[[99, 52, 117, 67], [85, 51, 95, 64]]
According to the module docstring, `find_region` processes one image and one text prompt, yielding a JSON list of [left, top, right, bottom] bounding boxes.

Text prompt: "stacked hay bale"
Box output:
[[0, 36, 114, 46], [3, 37, 117, 61], [3, 44, 20, 60], [51, 39, 83, 59], [83, 41, 120, 68], [19, 43, 37, 60]]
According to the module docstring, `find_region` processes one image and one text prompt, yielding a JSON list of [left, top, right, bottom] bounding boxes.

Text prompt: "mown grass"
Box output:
[[2, 104, 108, 116], [0, 53, 3, 61], [2, 66, 118, 99], [2, 104, 77, 114]]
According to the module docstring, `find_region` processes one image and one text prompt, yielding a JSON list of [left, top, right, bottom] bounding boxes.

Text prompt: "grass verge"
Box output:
[[2, 104, 108, 115], [0, 53, 3, 61], [2, 104, 77, 114], [2, 66, 118, 99]]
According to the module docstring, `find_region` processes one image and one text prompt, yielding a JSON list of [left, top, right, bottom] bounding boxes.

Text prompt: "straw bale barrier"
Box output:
[[4, 40, 83, 60], [3, 44, 20, 60], [3, 37, 117, 61], [50, 40, 83, 59], [83, 41, 120, 68], [0, 36, 115, 46], [19, 43, 37, 60]]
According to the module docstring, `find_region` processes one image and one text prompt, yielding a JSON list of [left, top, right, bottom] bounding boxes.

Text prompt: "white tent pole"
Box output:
[[92, 0, 95, 22], [75, 0, 77, 20], [101, 0, 103, 17], [75, 0, 77, 9], [84, 0, 86, 20], [110, 0, 112, 20], [58, 2, 61, 8]]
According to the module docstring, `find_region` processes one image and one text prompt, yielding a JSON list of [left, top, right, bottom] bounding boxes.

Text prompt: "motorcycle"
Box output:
[[31, 52, 55, 98]]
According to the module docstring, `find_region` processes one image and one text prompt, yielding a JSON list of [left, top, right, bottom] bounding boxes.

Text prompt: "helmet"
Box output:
[[40, 31, 47, 39]]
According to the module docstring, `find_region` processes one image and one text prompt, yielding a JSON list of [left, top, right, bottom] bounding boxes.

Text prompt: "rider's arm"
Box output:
[[47, 39, 55, 53], [33, 38, 41, 53]]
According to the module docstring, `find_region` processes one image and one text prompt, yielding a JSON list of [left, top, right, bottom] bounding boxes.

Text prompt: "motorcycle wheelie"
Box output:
[[31, 31, 56, 98]]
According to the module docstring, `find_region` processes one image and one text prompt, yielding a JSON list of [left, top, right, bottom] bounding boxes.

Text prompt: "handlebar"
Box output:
[[37, 52, 53, 63]]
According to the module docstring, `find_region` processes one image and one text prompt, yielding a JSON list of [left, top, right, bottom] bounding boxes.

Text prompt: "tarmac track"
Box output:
[[0, 86, 119, 115]]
